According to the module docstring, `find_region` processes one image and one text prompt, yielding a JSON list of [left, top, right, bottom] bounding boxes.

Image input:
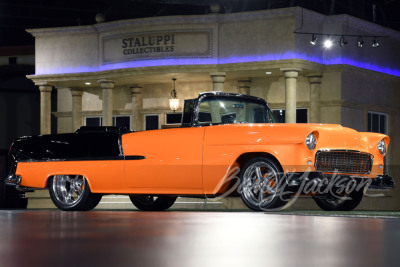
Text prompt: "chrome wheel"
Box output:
[[241, 161, 278, 207], [52, 175, 86, 206], [239, 157, 288, 211]]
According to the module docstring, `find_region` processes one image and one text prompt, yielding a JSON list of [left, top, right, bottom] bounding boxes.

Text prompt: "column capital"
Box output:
[[238, 79, 251, 87], [38, 84, 53, 93], [130, 84, 143, 95], [210, 72, 226, 82], [280, 68, 302, 78], [210, 72, 226, 76], [98, 79, 115, 89], [307, 73, 323, 84], [210, 72, 226, 91], [36, 81, 55, 86], [70, 88, 84, 97], [238, 79, 251, 95]]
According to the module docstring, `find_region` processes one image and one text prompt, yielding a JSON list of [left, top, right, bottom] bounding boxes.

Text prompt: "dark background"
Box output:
[[1, 0, 400, 47]]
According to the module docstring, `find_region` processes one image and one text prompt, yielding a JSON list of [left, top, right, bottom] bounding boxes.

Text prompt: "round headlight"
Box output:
[[305, 133, 317, 150], [378, 139, 387, 156]]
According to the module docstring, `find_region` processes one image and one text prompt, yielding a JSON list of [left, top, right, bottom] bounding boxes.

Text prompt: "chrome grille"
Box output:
[[315, 150, 373, 174]]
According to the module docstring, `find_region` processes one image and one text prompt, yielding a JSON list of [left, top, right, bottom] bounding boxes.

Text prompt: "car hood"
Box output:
[[205, 123, 389, 153]]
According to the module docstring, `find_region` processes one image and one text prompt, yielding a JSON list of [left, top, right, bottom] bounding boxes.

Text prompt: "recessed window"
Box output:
[[85, 116, 102, 126], [145, 115, 159, 130], [113, 116, 130, 129], [368, 112, 388, 134], [272, 109, 308, 123], [166, 113, 182, 124], [85, 116, 131, 129]]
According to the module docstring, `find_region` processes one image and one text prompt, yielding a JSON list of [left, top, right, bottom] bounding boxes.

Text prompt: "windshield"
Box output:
[[197, 96, 276, 125]]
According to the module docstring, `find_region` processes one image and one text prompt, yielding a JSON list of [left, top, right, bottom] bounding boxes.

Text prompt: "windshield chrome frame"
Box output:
[[192, 92, 274, 127]]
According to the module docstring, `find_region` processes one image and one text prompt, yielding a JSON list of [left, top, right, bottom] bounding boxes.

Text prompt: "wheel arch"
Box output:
[[45, 173, 94, 190], [235, 152, 283, 172], [216, 152, 284, 196]]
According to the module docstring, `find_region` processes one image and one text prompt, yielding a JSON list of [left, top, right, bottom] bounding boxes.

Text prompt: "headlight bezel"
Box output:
[[305, 133, 317, 151], [378, 139, 387, 156]]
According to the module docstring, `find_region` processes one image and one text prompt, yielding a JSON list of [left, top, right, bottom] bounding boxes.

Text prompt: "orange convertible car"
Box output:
[[5, 92, 395, 211]]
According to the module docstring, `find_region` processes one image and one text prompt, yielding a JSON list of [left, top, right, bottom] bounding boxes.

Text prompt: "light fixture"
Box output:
[[310, 34, 318, 45], [340, 36, 348, 47], [323, 38, 333, 48], [169, 78, 179, 112], [265, 71, 272, 75], [357, 36, 364, 48], [85, 82, 91, 85], [294, 30, 388, 49], [372, 38, 379, 47]]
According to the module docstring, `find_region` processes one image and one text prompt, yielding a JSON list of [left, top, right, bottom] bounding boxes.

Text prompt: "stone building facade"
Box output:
[[26, 7, 400, 210]]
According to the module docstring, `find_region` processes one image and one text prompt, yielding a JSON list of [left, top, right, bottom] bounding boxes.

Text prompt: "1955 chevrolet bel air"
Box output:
[[4, 92, 395, 211]]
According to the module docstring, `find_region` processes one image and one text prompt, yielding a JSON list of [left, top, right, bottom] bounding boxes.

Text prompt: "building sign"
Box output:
[[102, 29, 212, 64]]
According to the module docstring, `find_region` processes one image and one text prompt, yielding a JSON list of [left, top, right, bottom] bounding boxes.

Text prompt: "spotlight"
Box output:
[[310, 34, 318, 45], [323, 39, 333, 48], [357, 36, 364, 48], [340, 36, 348, 47], [372, 38, 379, 47]]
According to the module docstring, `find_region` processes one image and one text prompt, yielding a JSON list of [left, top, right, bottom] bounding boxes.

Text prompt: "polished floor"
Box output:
[[1, 210, 399, 267]]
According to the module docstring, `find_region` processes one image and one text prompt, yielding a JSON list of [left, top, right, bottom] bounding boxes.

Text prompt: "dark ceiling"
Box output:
[[1, 0, 400, 47]]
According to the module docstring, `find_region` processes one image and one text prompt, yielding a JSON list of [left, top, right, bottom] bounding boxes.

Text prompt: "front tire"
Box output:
[[239, 157, 289, 211], [129, 195, 177, 211], [313, 189, 364, 211], [49, 175, 102, 211]]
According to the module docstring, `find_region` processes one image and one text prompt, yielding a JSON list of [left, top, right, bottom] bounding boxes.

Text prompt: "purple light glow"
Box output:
[[36, 52, 400, 77]]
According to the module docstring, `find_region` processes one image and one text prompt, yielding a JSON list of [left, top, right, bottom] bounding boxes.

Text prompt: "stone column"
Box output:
[[308, 74, 323, 123], [98, 79, 114, 126], [210, 72, 226, 91], [38, 84, 53, 135], [130, 84, 143, 131], [238, 79, 251, 95], [281, 68, 302, 123], [70, 88, 84, 131]]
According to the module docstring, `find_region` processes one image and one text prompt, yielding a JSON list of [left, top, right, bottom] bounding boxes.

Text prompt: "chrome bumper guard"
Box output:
[[5, 173, 21, 186], [369, 175, 395, 190], [4, 173, 35, 192]]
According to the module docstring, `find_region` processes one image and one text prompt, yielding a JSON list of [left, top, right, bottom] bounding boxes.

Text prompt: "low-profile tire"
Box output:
[[129, 195, 177, 211], [239, 157, 289, 211], [49, 175, 102, 211], [313, 188, 364, 211]]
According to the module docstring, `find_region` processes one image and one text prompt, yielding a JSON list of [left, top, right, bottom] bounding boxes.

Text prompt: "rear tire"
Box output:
[[49, 175, 102, 211], [129, 195, 177, 211]]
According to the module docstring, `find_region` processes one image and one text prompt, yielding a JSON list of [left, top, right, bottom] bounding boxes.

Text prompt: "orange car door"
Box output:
[[123, 127, 205, 190]]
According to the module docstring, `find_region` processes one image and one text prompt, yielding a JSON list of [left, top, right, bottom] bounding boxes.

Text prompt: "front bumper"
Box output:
[[286, 172, 395, 193]]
